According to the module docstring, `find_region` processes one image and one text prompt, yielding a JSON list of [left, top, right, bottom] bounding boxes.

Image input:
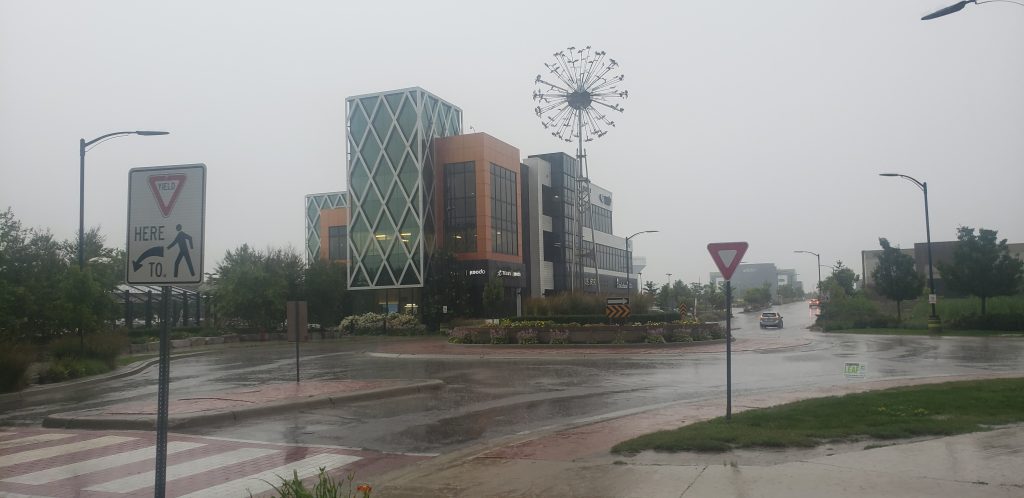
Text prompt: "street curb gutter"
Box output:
[[42, 379, 443, 431], [0, 351, 210, 404]]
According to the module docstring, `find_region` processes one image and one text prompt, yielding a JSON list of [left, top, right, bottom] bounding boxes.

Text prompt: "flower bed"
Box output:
[[446, 322, 724, 345]]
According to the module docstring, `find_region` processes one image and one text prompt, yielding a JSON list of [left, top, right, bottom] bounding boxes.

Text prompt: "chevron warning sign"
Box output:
[[605, 304, 631, 319], [678, 302, 688, 316]]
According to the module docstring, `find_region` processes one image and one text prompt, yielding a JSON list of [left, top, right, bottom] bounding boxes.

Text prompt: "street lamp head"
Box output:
[[879, 173, 898, 177], [922, 0, 973, 20], [136, 131, 169, 136]]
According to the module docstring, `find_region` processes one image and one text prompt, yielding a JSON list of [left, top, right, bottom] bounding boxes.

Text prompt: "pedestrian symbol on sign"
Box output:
[[167, 224, 195, 277]]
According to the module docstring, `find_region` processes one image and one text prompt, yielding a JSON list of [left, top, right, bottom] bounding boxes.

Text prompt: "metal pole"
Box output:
[[625, 237, 631, 296], [725, 280, 732, 420], [78, 139, 86, 352], [816, 253, 821, 296], [154, 285, 171, 498], [294, 301, 300, 383], [923, 182, 939, 325]]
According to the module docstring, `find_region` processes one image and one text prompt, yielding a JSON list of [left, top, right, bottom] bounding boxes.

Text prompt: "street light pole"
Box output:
[[79, 131, 169, 270], [625, 230, 658, 296], [793, 250, 821, 297], [880, 173, 940, 330], [78, 130, 168, 354], [921, 0, 1024, 20]]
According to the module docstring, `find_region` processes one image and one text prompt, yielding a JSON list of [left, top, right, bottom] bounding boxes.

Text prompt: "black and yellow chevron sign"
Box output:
[[678, 303, 688, 316], [605, 304, 631, 319]]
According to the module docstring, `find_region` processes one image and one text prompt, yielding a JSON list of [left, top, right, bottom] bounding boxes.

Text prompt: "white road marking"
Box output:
[[0, 436, 134, 468], [0, 434, 73, 451], [3, 441, 205, 485], [177, 453, 361, 498], [84, 447, 278, 493]]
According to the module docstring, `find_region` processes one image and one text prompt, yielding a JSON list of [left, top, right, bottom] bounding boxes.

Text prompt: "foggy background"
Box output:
[[2, 0, 1022, 290]]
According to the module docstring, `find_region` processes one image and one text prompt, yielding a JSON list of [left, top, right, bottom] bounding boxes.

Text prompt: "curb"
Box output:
[[0, 351, 210, 404], [42, 379, 444, 430]]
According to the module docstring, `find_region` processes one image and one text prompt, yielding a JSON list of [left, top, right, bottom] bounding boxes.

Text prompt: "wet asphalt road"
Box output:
[[3, 301, 1023, 457]]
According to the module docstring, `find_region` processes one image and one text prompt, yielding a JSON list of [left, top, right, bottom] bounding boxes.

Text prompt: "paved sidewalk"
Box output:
[[43, 379, 443, 430], [376, 373, 1024, 498]]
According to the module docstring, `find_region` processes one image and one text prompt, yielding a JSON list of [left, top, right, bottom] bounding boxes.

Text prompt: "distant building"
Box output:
[[710, 263, 801, 296], [861, 240, 1024, 295], [305, 86, 646, 315]]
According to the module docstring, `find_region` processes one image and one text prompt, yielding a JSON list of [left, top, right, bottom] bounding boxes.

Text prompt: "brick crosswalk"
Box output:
[[0, 429, 427, 497]]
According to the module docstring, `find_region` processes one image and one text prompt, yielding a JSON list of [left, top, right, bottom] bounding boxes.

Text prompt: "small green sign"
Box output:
[[844, 362, 866, 378]]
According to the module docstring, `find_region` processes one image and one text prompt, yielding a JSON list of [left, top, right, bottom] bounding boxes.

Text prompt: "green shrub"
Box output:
[[339, 313, 426, 335], [0, 342, 35, 393], [504, 313, 681, 325], [816, 295, 899, 331], [48, 331, 128, 368], [947, 312, 1024, 331], [264, 467, 372, 498], [516, 329, 538, 344], [37, 358, 112, 384]]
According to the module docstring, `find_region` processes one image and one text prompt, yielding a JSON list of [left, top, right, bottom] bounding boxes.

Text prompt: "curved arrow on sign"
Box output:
[[132, 245, 164, 272]]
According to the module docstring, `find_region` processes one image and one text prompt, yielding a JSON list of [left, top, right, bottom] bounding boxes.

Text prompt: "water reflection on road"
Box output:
[[2, 300, 1022, 456]]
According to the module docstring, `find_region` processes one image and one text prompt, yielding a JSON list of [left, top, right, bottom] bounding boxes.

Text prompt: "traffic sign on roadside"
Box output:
[[605, 304, 631, 319], [707, 242, 748, 281], [607, 297, 629, 305], [126, 164, 206, 284]]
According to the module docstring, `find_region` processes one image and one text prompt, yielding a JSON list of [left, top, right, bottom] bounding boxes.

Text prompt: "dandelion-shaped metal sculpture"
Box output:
[[533, 46, 627, 292]]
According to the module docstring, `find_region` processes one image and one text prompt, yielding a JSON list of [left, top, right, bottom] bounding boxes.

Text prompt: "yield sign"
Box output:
[[707, 242, 748, 281], [148, 174, 187, 217]]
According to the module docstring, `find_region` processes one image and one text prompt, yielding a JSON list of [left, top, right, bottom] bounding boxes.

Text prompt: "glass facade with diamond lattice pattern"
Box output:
[[345, 87, 462, 289]]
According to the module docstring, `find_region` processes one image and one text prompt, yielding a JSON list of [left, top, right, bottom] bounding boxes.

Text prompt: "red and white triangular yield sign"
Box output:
[[707, 242, 748, 281], [148, 174, 187, 217]]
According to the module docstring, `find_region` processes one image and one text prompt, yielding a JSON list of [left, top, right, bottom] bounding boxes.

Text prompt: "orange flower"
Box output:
[[356, 483, 372, 492]]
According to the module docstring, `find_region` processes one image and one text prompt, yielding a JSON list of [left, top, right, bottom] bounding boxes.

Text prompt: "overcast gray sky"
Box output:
[[2, 0, 1022, 289]]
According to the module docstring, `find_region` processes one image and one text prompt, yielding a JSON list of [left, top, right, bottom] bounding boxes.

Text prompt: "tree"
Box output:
[[871, 238, 925, 321], [642, 280, 657, 296], [421, 249, 472, 329], [482, 277, 505, 317], [937, 226, 1024, 315], [743, 285, 772, 309], [821, 261, 859, 297], [304, 260, 349, 327], [213, 245, 305, 331]]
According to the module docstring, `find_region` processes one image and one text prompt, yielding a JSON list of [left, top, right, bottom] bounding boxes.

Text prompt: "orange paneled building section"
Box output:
[[434, 133, 522, 264]]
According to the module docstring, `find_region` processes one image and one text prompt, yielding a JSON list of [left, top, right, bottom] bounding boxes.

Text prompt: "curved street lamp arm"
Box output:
[[83, 130, 169, 150], [922, 0, 1023, 20], [879, 173, 925, 192]]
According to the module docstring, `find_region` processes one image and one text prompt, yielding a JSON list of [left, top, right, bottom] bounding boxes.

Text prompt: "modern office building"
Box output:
[[305, 86, 644, 315], [522, 153, 632, 297], [861, 240, 1023, 295], [711, 263, 802, 296]]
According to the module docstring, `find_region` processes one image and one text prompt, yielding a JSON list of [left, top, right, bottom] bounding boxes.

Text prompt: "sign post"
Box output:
[[707, 241, 748, 420], [127, 164, 205, 498]]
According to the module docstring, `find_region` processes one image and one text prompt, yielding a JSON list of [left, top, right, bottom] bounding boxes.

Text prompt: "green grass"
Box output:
[[909, 295, 1024, 321], [116, 354, 156, 367], [611, 378, 1024, 454], [825, 328, 1024, 337]]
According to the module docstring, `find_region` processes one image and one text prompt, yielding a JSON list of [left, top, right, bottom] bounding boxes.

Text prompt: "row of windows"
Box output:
[[444, 161, 477, 253], [329, 226, 347, 261], [582, 205, 613, 234], [582, 241, 630, 273], [490, 163, 518, 255]]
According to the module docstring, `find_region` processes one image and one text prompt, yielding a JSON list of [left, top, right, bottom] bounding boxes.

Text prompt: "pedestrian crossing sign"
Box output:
[[126, 164, 206, 284]]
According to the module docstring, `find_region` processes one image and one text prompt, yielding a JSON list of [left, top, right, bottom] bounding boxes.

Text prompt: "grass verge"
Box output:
[[825, 328, 1024, 337], [611, 378, 1024, 454]]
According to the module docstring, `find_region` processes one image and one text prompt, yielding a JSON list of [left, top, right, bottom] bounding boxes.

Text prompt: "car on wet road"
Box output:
[[759, 311, 784, 329]]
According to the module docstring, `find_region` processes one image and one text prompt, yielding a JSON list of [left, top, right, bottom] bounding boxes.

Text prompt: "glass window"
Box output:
[[490, 163, 518, 255], [444, 161, 477, 253], [328, 226, 347, 261]]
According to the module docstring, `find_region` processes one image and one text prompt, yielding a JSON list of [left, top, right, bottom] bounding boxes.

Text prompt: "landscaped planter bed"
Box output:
[[447, 322, 724, 345]]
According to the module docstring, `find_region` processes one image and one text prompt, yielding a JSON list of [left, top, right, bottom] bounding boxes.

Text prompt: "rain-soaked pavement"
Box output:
[[3, 300, 1023, 459]]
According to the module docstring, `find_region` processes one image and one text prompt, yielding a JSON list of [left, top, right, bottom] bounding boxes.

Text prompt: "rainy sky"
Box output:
[[2, 0, 1022, 289]]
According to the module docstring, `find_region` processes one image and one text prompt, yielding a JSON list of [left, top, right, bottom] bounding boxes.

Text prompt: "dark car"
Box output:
[[759, 311, 783, 329]]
